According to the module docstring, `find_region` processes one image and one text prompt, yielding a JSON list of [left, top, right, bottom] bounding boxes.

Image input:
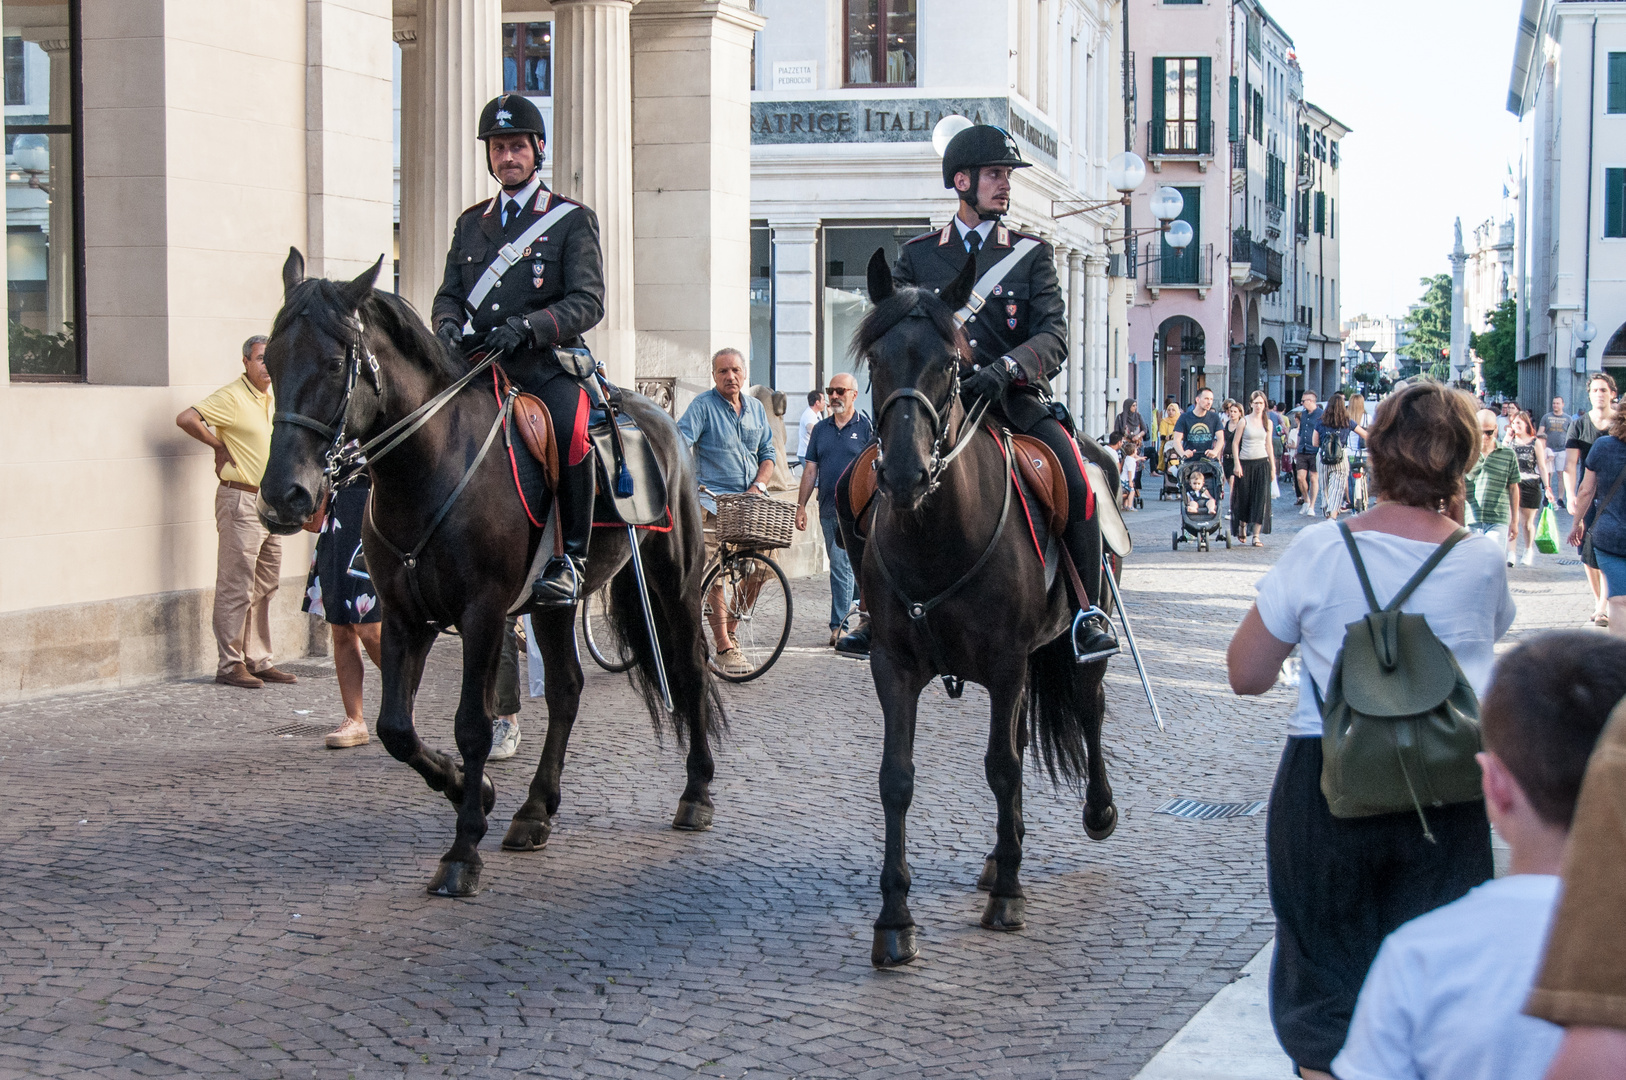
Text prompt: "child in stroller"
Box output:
[[1185, 470, 1217, 516], [1173, 457, 1230, 552]]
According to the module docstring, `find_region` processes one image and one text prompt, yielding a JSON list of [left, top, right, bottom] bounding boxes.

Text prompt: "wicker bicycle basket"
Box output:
[[714, 491, 795, 549]]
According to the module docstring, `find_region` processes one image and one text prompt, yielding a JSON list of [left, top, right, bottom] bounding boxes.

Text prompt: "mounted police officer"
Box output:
[[846, 123, 1117, 662], [432, 93, 605, 607]]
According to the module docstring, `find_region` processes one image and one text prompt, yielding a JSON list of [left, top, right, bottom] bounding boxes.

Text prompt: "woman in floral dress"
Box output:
[[302, 469, 381, 749]]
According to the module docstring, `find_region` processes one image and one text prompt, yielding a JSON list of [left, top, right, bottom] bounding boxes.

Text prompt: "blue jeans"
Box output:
[[1467, 521, 1509, 557], [820, 512, 855, 630]]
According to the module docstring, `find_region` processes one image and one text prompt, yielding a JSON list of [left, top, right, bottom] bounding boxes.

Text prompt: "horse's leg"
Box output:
[[664, 556, 719, 832], [979, 700, 1030, 891], [980, 674, 1029, 931], [375, 608, 458, 790], [871, 647, 931, 968], [427, 609, 505, 897], [1079, 661, 1118, 840], [502, 606, 581, 851]]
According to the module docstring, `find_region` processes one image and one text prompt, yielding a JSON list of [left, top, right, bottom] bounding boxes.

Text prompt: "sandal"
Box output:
[[1251, 538, 1264, 547]]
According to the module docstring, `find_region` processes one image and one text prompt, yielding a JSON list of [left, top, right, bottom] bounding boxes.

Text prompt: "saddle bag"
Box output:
[[1315, 523, 1483, 838]]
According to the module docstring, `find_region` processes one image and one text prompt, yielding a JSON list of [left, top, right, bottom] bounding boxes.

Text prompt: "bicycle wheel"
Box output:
[[702, 552, 792, 683], [580, 584, 637, 673]]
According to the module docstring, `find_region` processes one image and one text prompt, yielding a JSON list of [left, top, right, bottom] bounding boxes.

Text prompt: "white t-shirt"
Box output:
[[797, 406, 822, 458], [1332, 875, 1564, 1080], [1254, 521, 1516, 737]]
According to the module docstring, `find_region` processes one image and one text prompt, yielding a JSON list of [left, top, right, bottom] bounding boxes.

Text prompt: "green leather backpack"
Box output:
[[1312, 523, 1484, 840]]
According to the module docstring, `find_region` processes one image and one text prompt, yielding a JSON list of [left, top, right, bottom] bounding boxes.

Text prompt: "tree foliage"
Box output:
[[1400, 274, 1453, 379], [1471, 298, 1518, 399]]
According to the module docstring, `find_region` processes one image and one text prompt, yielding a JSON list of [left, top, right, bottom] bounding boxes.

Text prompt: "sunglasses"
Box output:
[[825, 387, 853, 396]]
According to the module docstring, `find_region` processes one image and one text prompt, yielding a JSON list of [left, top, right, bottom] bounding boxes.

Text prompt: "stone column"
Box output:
[[630, 0, 764, 389], [304, 0, 396, 282], [1449, 217, 1468, 384], [398, 0, 501, 317], [1065, 250, 1084, 425], [552, 0, 637, 387], [38, 38, 73, 336], [1085, 253, 1110, 436], [770, 220, 820, 395]]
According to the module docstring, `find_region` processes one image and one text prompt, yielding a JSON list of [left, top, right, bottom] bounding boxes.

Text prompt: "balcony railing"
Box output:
[[1284, 323, 1309, 350], [1230, 139, 1248, 171], [1230, 229, 1283, 292], [1145, 242, 1213, 288], [1148, 119, 1215, 158]]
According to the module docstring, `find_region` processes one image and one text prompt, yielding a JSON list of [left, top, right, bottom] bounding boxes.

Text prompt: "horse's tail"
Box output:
[[1024, 634, 1103, 788], [605, 540, 728, 748]]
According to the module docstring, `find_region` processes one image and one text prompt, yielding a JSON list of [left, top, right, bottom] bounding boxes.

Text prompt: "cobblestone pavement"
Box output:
[[0, 483, 1594, 1080]]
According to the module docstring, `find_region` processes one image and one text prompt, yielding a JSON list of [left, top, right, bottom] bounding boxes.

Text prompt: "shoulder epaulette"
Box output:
[[904, 228, 942, 246]]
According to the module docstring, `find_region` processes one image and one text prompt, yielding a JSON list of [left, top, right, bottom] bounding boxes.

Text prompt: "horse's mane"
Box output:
[[850, 287, 970, 367], [272, 278, 460, 382]]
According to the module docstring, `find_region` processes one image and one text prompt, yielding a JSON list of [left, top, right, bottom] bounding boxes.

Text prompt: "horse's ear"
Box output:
[[282, 247, 305, 298], [939, 245, 978, 313], [866, 248, 894, 305], [340, 255, 385, 307]]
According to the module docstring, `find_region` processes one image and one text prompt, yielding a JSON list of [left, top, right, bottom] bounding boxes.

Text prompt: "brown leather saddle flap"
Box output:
[[848, 443, 881, 534], [512, 392, 559, 491], [1010, 434, 1068, 535]]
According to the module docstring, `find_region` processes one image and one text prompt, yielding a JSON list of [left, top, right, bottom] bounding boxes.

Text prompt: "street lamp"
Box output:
[[1164, 219, 1194, 250], [1575, 320, 1598, 374], [11, 135, 49, 193], [1149, 186, 1184, 223], [1053, 150, 1148, 219]]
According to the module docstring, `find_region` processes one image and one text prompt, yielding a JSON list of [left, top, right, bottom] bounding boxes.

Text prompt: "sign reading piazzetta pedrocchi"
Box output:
[[750, 97, 1061, 171]]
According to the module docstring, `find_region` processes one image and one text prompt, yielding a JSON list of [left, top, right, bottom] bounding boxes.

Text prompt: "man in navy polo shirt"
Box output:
[[795, 372, 874, 647]]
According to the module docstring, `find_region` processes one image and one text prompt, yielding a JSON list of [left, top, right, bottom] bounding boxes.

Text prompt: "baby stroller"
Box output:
[[1157, 445, 1183, 500], [1172, 457, 1229, 552]]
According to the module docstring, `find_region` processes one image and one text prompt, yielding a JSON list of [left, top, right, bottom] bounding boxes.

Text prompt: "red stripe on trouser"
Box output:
[[568, 388, 591, 465], [1065, 436, 1094, 520]]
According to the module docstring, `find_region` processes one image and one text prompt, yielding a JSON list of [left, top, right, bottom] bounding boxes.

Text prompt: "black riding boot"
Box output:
[[532, 458, 595, 607], [1063, 513, 1118, 663]]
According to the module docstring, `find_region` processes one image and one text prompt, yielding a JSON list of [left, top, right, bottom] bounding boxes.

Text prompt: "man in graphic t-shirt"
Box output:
[[1541, 397, 1571, 506], [1171, 387, 1222, 461]]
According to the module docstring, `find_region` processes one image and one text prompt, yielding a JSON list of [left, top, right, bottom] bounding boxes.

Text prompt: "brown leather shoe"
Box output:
[[250, 665, 298, 685], [215, 662, 264, 689]]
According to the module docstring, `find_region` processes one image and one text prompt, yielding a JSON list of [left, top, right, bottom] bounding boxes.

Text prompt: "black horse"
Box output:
[[258, 250, 722, 897], [854, 250, 1120, 967]]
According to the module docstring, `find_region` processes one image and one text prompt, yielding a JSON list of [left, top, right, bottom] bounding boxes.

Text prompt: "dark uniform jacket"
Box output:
[[893, 220, 1067, 432], [431, 182, 606, 390]]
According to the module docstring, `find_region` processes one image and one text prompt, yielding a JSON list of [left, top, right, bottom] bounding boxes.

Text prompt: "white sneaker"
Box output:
[[490, 715, 521, 761], [1522, 547, 1535, 566]]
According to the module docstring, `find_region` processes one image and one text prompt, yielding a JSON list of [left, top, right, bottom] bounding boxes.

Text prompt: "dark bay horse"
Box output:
[[257, 250, 722, 897], [855, 250, 1119, 967]]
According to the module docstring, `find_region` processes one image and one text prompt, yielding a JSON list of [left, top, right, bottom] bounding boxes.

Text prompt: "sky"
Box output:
[[1263, 0, 1526, 322]]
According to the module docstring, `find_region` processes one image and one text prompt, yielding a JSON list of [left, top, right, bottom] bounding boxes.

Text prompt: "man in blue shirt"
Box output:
[[1292, 390, 1323, 515], [795, 372, 874, 647], [677, 347, 777, 671]]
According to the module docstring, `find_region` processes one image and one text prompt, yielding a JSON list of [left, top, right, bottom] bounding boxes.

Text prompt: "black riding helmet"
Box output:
[[941, 124, 1029, 219], [477, 94, 546, 182]]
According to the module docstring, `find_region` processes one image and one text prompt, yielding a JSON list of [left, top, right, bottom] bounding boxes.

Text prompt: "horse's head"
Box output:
[[257, 248, 383, 534], [856, 247, 975, 511]]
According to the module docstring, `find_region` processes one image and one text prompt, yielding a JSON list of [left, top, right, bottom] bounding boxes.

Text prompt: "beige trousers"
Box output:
[[212, 485, 282, 674]]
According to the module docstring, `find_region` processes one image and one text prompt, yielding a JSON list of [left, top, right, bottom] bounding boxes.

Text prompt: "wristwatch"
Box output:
[[751, 481, 768, 494]]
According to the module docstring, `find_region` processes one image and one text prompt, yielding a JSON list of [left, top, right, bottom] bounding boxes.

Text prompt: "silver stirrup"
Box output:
[[1070, 605, 1120, 664]]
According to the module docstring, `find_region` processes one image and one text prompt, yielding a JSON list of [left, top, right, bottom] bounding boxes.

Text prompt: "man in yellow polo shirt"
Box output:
[[175, 335, 297, 689]]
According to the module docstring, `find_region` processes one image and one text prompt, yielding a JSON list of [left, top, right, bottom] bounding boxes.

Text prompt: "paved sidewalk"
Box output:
[[0, 484, 1593, 1078]]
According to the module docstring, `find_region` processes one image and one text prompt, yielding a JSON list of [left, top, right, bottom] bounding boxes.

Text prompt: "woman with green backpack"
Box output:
[[1226, 382, 1517, 1080]]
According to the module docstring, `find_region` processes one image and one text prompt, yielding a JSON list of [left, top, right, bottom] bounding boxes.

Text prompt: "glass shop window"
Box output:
[[844, 0, 917, 88]]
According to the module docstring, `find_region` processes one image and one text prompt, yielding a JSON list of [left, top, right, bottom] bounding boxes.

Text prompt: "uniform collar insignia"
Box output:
[[938, 223, 954, 246], [481, 196, 498, 217], [995, 225, 1010, 247]]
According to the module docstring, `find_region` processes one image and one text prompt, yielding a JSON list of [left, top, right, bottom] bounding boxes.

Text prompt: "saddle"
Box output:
[[511, 393, 559, 492], [845, 432, 1068, 538], [505, 390, 667, 528]]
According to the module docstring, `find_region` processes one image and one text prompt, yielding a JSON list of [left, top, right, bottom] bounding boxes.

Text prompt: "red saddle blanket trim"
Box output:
[[495, 369, 548, 528], [593, 507, 674, 532], [1009, 464, 1045, 563]]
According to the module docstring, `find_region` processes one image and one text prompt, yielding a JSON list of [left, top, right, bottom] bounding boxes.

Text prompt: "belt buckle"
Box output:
[[498, 242, 522, 266]]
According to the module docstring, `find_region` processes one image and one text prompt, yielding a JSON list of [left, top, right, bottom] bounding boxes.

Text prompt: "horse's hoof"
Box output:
[[1084, 803, 1118, 841], [976, 857, 997, 892], [671, 800, 714, 831], [427, 859, 482, 898], [980, 895, 1027, 932], [501, 818, 550, 851], [871, 926, 919, 968]]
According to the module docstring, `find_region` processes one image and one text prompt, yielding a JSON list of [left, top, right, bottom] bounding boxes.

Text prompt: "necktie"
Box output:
[[501, 199, 514, 230], [965, 229, 982, 261]]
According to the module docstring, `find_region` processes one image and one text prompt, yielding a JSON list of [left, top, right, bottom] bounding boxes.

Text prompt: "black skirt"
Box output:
[[1231, 456, 1273, 533], [302, 478, 380, 626], [1266, 737, 1492, 1071]]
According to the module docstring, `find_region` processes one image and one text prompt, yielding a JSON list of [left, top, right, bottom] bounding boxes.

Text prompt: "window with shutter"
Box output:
[[1606, 169, 1626, 238], [1314, 191, 1326, 234], [1610, 54, 1626, 114], [1153, 58, 1211, 154], [1230, 75, 1239, 142], [1197, 57, 1212, 153], [1151, 57, 1166, 153]]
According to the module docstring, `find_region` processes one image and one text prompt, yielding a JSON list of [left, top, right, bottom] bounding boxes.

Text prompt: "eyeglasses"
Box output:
[[825, 387, 853, 396], [1481, 428, 1498, 435]]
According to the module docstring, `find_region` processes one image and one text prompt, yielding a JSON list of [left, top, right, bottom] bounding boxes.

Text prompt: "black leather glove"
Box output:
[[962, 357, 1016, 401], [484, 315, 532, 357], [435, 320, 463, 353]]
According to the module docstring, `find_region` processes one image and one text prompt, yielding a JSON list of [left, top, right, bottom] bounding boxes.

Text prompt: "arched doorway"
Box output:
[[1262, 338, 1281, 404], [1156, 316, 1207, 406]]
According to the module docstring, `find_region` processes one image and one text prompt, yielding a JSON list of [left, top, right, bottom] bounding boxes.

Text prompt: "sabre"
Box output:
[[1102, 556, 1164, 732], [625, 524, 674, 713]]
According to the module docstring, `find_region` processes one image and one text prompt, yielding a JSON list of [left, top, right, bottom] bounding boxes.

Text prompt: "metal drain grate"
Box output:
[[268, 722, 331, 738], [1557, 558, 1582, 566], [1154, 798, 1267, 821]]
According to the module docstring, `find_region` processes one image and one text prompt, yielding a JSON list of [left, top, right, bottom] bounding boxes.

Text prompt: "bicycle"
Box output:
[[702, 541, 793, 683], [580, 584, 636, 673]]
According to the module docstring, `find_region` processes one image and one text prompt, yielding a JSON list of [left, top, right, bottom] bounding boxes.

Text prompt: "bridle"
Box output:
[[271, 307, 496, 487], [870, 308, 989, 493]]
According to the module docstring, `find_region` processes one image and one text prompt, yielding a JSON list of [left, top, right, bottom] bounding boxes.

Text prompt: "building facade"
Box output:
[[1125, 0, 1346, 419], [1509, 0, 1626, 408], [747, 0, 1130, 438], [1, 0, 760, 700]]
